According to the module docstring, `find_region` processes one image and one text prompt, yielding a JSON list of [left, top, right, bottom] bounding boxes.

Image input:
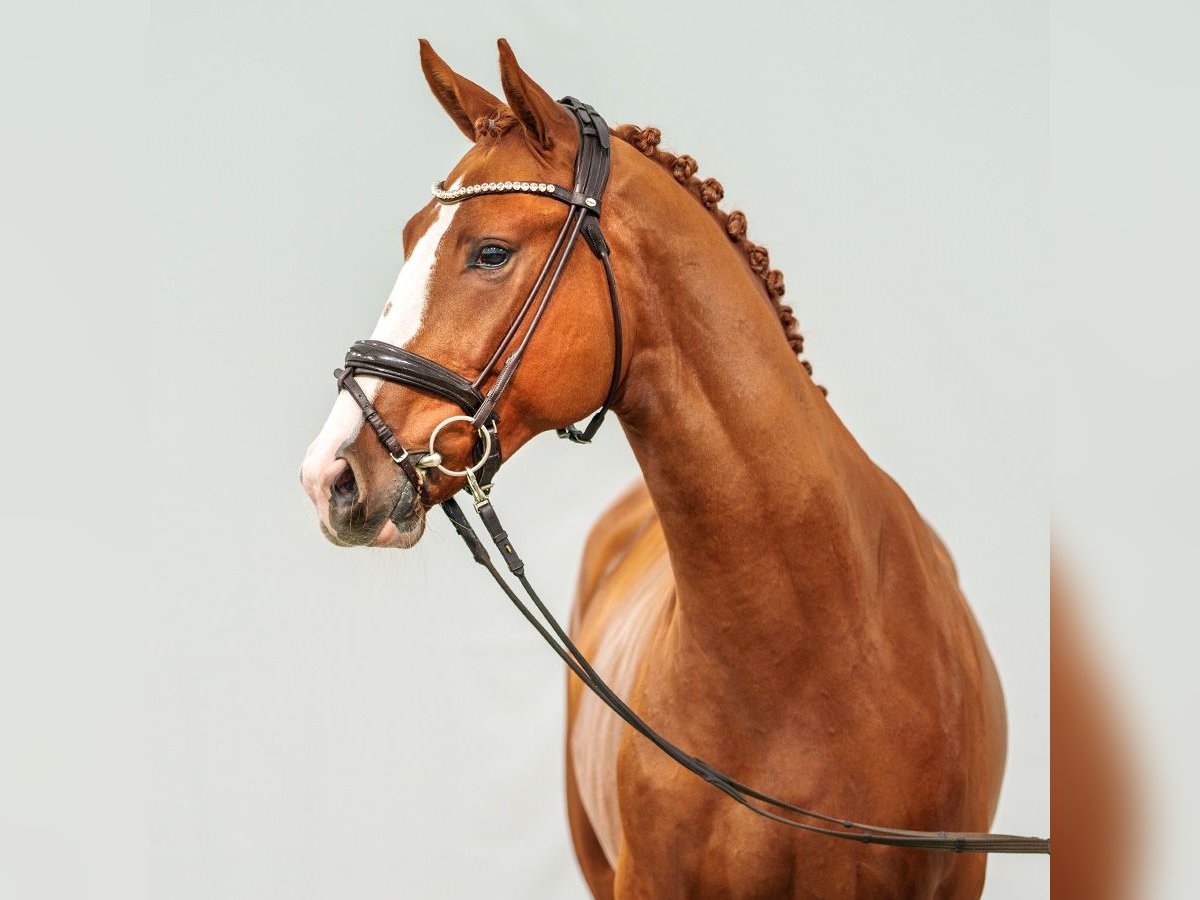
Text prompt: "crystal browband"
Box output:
[[431, 180, 599, 211]]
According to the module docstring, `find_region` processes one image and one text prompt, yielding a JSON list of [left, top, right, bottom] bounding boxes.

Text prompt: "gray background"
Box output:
[[1, 2, 1048, 897]]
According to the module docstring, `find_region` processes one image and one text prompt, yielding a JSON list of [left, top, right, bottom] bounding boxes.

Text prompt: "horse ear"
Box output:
[[496, 38, 573, 150], [418, 39, 503, 142]]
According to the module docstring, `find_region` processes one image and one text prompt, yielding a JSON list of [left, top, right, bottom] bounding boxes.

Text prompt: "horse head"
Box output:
[[300, 40, 626, 548]]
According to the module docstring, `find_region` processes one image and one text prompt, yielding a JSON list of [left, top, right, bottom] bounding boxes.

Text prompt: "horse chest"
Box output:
[[569, 552, 673, 870]]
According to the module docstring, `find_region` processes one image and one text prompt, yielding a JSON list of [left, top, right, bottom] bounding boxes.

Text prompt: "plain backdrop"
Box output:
[[0, 2, 1049, 897]]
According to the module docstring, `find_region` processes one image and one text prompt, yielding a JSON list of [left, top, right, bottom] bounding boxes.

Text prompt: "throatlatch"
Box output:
[[333, 98, 1049, 856]]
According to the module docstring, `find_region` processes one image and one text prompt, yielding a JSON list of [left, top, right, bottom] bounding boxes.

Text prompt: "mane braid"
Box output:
[[612, 124, 824, 393]]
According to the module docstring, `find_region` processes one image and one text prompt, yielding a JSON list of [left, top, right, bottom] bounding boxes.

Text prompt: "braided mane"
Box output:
[[612, 124, 822, 391]]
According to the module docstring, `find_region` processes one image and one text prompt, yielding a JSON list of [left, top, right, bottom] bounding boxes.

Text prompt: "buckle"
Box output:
[[465, 470, 492, 509], [556, 426, 591, 445]]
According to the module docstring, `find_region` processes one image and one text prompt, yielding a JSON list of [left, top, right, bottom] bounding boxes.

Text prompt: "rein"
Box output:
[[333, 98, 1049, 856]]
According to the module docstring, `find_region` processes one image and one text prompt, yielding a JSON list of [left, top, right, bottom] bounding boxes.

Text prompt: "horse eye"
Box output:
[[474, 245, 510, 269]]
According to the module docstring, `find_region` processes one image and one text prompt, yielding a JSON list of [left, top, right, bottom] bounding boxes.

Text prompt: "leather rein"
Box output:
[[332, 98, 1049, 856]]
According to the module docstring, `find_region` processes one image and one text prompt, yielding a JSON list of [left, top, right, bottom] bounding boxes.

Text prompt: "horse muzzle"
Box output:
[[314, 453, 426, 548]]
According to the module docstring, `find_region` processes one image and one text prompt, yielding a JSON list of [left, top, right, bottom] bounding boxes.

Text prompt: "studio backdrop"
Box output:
[[1, 2, 1047, 898]]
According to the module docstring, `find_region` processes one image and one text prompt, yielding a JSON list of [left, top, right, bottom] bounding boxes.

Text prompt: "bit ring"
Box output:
[[428, 415, 492, 477]]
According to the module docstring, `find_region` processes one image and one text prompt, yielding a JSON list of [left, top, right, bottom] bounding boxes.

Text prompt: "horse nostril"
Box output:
[[330, 460, 358, 508]]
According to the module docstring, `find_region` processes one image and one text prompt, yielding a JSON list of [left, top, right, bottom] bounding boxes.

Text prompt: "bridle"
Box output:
[[335, 96, 621, 503], [331, 98, 1049, 856]]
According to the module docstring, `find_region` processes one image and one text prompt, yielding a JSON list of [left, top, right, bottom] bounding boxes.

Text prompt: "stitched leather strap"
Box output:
[[334, 367, 423, 487], [346, 340, 489, 416]]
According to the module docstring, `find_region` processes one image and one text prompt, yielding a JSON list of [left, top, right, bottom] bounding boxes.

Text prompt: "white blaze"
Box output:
[[300, 202, 458, 522], [371, 202, 458, 348]]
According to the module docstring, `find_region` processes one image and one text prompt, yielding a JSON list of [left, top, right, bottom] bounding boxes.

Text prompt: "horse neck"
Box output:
[[610, 159, 886, 666]]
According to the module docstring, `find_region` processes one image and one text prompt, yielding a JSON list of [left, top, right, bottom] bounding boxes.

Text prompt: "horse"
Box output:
[[300, 38, 1009, 899]]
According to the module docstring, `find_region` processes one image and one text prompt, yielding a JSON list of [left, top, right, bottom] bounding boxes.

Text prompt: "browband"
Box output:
[[429, 96, 612, 218]]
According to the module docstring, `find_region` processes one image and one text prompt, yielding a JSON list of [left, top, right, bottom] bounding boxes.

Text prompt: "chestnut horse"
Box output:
[[300, 39, 1009, 899]]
